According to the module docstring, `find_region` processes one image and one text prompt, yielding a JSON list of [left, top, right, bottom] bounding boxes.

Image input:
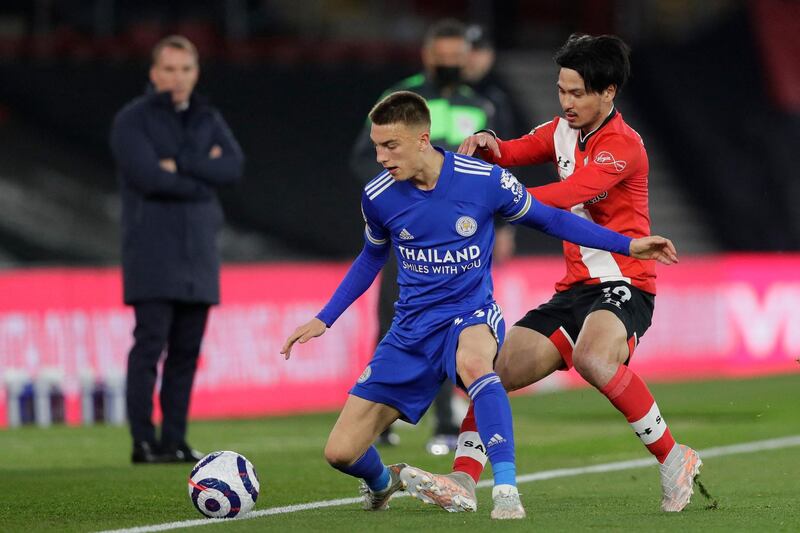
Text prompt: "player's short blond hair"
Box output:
[[151, 35, 198, 66], [368, 91, 431, 129]]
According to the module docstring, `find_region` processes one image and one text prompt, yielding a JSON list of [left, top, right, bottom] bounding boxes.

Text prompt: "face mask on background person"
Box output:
[[433, 65, 462, 88]]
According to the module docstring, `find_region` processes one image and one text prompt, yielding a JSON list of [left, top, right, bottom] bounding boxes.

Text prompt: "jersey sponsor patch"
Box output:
[[455, 216, 478, 237], [594, 151, 627, 172], [584, 191, 608, 205], [500, 169, 525, 203], [357, 365, 372, 384]]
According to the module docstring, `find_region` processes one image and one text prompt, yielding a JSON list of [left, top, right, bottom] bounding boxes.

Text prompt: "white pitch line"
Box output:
[[98, 434, 800, 533]]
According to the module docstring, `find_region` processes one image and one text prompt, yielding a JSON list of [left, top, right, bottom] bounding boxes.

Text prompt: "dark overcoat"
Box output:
[[110, 90, 243, 304]]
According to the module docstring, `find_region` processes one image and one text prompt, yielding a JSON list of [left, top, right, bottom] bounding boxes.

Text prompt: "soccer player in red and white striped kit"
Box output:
[[399, 33, 701, 514]]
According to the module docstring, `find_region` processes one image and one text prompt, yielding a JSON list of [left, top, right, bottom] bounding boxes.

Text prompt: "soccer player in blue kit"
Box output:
[[281, 91, 678, 520]]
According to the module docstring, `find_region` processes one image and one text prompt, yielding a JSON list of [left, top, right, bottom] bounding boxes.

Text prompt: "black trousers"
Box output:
[[126, 301, 210, 446], [378, 257, 456, 435]]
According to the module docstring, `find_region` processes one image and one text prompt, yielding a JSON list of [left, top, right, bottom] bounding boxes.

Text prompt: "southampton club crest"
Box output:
[[456, 216, 478, 237]]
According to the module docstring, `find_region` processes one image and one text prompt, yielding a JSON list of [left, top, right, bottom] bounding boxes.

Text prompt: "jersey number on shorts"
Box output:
[[601, 286, 632, 309]]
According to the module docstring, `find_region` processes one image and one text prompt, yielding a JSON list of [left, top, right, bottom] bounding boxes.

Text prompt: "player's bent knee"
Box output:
[[495, 356, 522, 392], [571, 351, 596, 381], [323, 440, 357, 469], [456, 350, 493, 387], [572, 347, 618, 387]]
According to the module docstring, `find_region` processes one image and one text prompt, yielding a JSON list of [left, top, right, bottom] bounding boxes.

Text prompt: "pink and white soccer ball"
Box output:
[[188, 451, 260, 518]]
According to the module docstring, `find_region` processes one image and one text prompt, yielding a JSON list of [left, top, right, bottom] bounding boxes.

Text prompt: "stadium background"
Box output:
[[0, 0, 797, 427]]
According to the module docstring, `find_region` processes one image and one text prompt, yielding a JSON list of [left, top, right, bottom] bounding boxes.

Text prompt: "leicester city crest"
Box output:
[[456, 216, 478, 237]]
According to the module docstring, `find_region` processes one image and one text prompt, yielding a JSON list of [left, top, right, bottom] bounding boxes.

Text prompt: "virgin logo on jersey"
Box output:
[[584, 191, 608, 205], [594, 151, 627, 172], [398, 244, 482, 274]]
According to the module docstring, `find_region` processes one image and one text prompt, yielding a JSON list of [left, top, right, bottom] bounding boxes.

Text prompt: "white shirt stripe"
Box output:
[[368, 178, 396, 200], [453, 167, 492, 176], [454, 159, 493, 171], [454, 154, 493, 168], [570, 204, 630, 283], [365, 173, 392, 195]]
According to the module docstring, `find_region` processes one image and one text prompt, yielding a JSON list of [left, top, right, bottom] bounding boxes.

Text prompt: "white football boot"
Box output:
[[659, 444, 702, 512], [359, 463, 407, 511], [400, 466, 477, 512], [490, 484, 526, 519]]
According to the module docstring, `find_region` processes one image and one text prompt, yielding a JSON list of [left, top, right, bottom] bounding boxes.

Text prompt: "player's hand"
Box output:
[[281, 318, 327, 360], [159, 158, 177, 173], [209, 145, 223, 159], [457, 132, 501, 159], [629, 236, 678, 265]]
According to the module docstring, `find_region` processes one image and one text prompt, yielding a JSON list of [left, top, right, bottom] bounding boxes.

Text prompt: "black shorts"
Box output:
[[513, 281, 655, 370]]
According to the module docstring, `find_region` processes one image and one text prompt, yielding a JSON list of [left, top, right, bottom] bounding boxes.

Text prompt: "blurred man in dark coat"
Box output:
[[110, 35, 244, 464]]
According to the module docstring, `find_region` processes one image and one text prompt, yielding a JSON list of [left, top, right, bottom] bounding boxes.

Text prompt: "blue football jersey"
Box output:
[[361, 148, 531, 338]]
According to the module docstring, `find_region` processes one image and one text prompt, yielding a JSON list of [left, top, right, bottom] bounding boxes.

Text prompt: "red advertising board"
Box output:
[[0, 255, 798, 427]]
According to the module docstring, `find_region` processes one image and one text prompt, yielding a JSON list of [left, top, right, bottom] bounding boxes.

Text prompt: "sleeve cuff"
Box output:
[[315, 312, 333, 328]]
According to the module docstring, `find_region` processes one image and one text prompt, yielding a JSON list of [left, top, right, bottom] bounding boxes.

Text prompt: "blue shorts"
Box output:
[[350, 302, 506, 424]]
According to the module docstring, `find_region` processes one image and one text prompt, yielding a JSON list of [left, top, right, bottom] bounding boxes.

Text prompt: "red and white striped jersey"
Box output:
[[482, 109, 656, 294]]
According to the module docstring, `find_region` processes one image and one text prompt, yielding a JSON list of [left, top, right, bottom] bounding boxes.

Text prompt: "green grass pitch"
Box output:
[[2, 373, 798, 532]]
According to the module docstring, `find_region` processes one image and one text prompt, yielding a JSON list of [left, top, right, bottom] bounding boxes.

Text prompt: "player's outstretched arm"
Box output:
[[281, 318, 327, 360], [630, 236, 678, 265], [457, 132, 501, 159]]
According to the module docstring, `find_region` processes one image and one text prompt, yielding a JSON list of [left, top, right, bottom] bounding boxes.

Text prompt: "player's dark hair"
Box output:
[[369, 91, 431, 129], [424, 18, 467, 46], [554, 33, 631, 94], [152, 35, 199, 65]]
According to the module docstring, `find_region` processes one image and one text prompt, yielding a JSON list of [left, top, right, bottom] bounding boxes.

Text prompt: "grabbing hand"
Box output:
[[280, 317, 327, 360], [629, 236, 678, 265], [457, 132, 501, 159], [209, 145, 223, 159]]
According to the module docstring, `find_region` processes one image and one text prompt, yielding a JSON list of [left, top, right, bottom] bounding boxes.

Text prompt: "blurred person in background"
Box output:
[[463, 24, 520, 139], [350, 18, 500, 453], [464, 24, 521, 276], [110, 35, 244, 464], [400, 34, 701, 515]]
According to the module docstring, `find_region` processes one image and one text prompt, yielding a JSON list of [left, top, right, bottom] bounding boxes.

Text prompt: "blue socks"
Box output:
[[468, 372, 517, 487], [332, 445, 390, 492]]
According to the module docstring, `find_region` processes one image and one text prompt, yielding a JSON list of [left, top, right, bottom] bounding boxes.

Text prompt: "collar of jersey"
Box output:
[[577, 107, 617, 151], [405, 146, 453, 199]]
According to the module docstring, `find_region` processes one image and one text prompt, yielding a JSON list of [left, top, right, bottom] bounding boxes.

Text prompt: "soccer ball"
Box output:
[[188, 450, 260, 518]]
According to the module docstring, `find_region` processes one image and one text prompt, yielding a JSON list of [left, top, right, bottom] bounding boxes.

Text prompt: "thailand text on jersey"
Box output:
[[485, 109, 656, 294], [361, 148, 531, 339]]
